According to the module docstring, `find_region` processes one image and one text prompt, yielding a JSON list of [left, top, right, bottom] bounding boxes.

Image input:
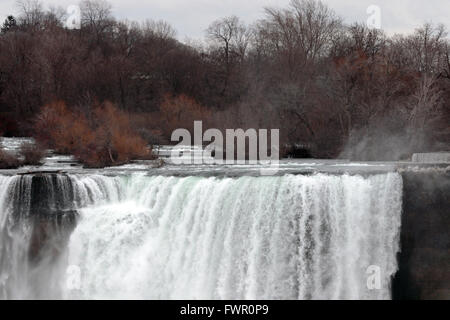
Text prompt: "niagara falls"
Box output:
[[0, 0, 449, 307]]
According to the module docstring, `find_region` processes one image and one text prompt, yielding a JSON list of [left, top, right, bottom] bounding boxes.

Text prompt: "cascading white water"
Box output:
[[0, 174, 79, 299], [0, 175, 33, 299], [66, 173, 402, 300], [0, 172, 403, 300]]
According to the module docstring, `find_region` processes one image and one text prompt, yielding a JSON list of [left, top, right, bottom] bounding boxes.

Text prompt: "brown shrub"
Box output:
[[19, 142, 46, 166], [34, 101, 153, 168], [159, 94, 212, 137], [34, 101, 93, 154]]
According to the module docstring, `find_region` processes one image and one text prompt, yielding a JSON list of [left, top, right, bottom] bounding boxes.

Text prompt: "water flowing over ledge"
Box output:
[[0, 172, 403, 300]]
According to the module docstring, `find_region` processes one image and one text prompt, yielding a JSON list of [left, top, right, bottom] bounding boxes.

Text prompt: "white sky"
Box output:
[[0, 0, 449, 40]]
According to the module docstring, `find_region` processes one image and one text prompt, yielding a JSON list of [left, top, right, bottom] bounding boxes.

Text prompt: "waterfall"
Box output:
[[0, 175, 32, 299], [0, 175, 75, 299], [0, 172, 402, 300]]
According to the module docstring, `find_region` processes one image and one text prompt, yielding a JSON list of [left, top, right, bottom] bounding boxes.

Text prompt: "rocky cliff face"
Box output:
[[393, 171, 450, 300], [24, 174, 77, 264]]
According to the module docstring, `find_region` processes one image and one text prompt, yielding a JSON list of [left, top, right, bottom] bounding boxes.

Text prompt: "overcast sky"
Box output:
[[1, 0, 449, 40]]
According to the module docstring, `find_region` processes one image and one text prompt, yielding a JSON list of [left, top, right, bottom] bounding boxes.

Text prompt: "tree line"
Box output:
[[0, 0, 449, 160]]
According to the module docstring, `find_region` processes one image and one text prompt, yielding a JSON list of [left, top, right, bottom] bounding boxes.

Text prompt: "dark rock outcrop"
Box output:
[[22, 174, 77, 263], [393, 171, 450, 300]]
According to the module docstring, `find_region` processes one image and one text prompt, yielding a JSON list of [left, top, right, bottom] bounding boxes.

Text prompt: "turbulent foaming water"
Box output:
[[0, 173, 402, 300]]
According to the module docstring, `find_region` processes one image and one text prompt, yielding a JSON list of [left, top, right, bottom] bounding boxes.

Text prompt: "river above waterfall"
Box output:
[[1, 137, 448, 177]]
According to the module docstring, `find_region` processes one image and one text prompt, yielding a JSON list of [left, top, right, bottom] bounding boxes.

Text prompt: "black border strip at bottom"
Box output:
[[0, 300, 443, 318]]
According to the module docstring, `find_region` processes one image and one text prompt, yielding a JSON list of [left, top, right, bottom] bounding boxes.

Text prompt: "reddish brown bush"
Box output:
[[159, 94, 212, 137], [34, 101, 93, 154], [34, 101, 153, 168]]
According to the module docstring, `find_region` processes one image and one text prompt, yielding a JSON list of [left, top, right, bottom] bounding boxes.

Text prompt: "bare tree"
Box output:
[[206, 16, 250, 101], [407, 75, 443, 130], [0, 0, 449, 158], [263, 0, 342, 68], [79, 0, 114, 42], [206, 16, 250, 64], [15, 0, 44, 30], [141, 19, 176, 40], [397, 23, 448, 73], [346, 23, 386, 59]]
